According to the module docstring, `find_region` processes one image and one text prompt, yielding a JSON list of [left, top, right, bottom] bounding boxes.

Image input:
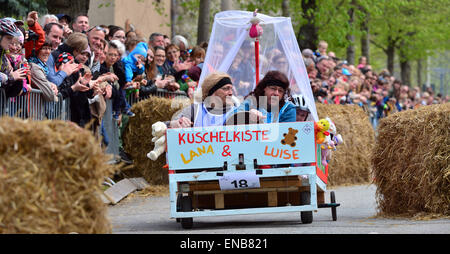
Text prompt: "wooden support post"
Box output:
[[268, 191, 278, 207], [215, 193, 225, 209]]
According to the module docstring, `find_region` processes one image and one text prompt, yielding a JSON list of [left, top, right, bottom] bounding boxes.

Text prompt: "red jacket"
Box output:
[[24, 22, 45, 59]]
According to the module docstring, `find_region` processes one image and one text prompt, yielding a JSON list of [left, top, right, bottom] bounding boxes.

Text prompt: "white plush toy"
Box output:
[[147, 121, 168, 161]]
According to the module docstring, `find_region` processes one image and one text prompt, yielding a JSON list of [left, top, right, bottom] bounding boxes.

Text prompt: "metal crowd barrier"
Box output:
[[1, 87, 187, 163], [103, 98, 120, 161], [0, 88, 70, 120]]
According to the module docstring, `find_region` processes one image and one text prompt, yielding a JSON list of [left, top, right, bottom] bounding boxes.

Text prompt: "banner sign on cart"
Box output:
[[166, 122, 316, 170]]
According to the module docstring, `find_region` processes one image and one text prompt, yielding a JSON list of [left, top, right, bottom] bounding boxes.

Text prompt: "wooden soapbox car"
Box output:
[[165, 115, 340, 229]]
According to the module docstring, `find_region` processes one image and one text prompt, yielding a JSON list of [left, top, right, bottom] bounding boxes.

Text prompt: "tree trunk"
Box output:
[[197, 0, 211, 45], [346, 5, 355, 65], [360, 7, 370, 64], [298, 0, 318, 51], [360, 20, 370, 64], [46, 0, 90, 20], [221, 0, 233, 11], [386, 40, 395, 75], [400, 59, 411, 86], [417, 59, 422, 88], [171, 0, 178, 38], [282, 0, 290, 17]]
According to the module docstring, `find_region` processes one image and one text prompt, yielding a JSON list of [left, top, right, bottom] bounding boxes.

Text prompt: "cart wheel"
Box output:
[[330, 191, 337, 221], [300, 191, 313, 224], [180, 196, 193, 229]]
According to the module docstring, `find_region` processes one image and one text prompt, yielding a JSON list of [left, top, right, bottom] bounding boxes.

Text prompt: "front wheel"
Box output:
[[300, 191, 313, 224], [180, 196, 193, 229]]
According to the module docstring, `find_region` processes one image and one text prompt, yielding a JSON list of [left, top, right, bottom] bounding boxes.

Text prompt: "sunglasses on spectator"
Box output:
[[87, 26, 107, 34]]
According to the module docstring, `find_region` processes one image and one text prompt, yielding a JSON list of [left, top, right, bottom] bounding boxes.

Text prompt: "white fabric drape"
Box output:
[[198, 10, 318, 121]]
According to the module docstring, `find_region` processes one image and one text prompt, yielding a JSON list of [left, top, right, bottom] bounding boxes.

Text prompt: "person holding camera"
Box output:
[[23, 11, 46, 59]]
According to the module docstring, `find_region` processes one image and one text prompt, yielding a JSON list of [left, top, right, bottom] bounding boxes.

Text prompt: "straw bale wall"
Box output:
[[372, 103, 450, 217], [316, 103, 376, 186], [122, 96, 190, 185], [0, 118, 114, 234]]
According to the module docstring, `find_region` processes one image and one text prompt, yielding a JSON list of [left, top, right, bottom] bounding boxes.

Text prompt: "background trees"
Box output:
[[3, 0, 449, 90]]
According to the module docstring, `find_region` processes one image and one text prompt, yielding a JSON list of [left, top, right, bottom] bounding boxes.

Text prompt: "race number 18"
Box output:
[[231, 179, 249, 188], [219, 172, 260, 190]]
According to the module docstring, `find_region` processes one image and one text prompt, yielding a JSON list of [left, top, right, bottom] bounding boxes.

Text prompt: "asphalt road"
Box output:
[[107, 184, 450, 234]]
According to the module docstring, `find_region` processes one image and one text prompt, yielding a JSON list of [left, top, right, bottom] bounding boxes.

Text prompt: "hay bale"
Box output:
[[373, 103, 450, 217], [316, 103, 376, 186], [122, 96, 190, 185], [0, 117, 115, 234]]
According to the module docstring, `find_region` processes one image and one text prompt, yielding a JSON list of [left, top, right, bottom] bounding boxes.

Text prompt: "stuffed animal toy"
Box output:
[[249, 9, 263, 38], [314, 118, 330, 144], [326, 117, 344, 150], [320, 117, 344, 166], [147, 121, 168, 161]]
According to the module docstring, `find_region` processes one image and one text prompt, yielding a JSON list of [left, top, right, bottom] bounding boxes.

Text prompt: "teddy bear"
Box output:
[[147, 121, 168, 161], [281, 128, 298, 147], [315, 118, 330, 144]]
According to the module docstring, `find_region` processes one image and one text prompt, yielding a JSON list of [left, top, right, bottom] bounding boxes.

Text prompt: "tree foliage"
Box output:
[[0, 0, 47, 18]]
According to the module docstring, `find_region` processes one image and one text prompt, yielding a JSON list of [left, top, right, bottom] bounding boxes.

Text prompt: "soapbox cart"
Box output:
[[166, 121, 340, 229]]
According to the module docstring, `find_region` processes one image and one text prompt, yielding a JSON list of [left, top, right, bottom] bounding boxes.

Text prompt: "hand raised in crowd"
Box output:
[[10, 68, 27, 81], [173, 59, 193, 72], [63, 25, 73, 37], [99, 72, 118, 83], [104, 84, 112, 99], [26, 11, 38, 27], [166, 80, 179, 92], [170, 116, 192, 129], [59, 60, 80, 77], [71, 72, 92, 92], [154, 76, 167, 89], [91, 82, 102, 96]]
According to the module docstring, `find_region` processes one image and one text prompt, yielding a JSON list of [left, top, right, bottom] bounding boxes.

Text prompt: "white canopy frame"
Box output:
[[198, 10, 318, 121]]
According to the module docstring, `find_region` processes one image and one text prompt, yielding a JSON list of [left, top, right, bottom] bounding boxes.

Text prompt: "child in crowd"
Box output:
[[6, 32, 31, 94], [121, 41, 148, 116]]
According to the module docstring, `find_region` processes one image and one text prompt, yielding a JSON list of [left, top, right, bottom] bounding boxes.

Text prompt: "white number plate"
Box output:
[[219, 172, 261, 190]]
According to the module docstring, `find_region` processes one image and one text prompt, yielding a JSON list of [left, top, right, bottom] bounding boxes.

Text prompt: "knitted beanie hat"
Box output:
[[201, 71, 232, 100]]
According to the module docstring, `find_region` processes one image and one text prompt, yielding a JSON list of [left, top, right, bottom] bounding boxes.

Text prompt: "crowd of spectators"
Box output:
[[0, 11, 448, 162], [302, 40, 448, 128], [0, 11, 206, 163]]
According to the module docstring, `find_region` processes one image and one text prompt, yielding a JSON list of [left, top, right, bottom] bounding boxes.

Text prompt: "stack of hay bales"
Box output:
[[373, 103, 450, 217], [0, 118, 115, 234], [316, 103, 376, 186], [122, 96, 190, 185]]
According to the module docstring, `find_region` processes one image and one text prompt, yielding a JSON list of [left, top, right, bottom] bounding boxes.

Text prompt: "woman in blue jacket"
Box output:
[[238, 70, 296, 123]]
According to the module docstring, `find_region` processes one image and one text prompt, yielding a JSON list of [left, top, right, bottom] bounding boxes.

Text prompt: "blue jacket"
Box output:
[[237, 99, 297, 123], [121, 42, 148, 82]]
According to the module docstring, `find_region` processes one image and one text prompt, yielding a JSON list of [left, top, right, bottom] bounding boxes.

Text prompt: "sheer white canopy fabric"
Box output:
[[198, 10, 318, 121]]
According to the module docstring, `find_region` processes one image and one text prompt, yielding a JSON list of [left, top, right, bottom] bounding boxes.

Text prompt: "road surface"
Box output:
[[107, 184, 450, 234]]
